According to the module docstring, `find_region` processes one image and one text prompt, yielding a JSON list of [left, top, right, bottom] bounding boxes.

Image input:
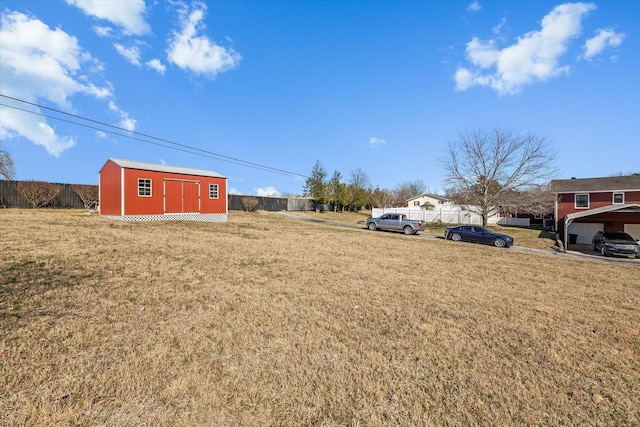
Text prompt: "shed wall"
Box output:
[[122, 168, 226, 215], [99, 161, 122, 215]]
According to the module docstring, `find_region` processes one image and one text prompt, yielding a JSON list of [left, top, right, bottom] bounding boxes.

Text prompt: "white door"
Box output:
[[568, 223, 604, 245], [624, 224, 640, 241]]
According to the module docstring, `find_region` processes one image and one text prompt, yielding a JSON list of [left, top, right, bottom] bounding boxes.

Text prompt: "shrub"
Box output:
[[242, 196, 259, 212], [17, 181, 62, 208], [71, 184, 99, 209]]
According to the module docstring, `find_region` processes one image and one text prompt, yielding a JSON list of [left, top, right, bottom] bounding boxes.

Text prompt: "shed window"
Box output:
[[613, 193, 624, 204], [209, 184, 219, 199], [575, 194, 589, 208], [138, 178, 151, 197]]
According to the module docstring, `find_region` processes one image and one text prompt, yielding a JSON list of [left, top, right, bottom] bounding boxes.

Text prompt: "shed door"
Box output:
[[164, 179, 200, 213]]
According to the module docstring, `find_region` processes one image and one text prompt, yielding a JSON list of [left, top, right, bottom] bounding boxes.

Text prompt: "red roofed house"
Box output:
[[550, 174, 640, 247], [99, 158, 227, 222]]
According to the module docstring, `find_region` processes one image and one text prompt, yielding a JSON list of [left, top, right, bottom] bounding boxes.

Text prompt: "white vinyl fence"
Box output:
[[371, 207, 507, 225]]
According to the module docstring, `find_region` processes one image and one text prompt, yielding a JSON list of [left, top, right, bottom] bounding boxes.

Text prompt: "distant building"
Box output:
[[99, 158, 227, 222], [406, 193, 450, 209]]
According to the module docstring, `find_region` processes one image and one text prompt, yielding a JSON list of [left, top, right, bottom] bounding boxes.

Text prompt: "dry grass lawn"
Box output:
[[1, 209, 639, 426]]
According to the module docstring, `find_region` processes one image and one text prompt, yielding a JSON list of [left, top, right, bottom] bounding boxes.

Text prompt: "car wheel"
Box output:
[[367, 222, 377, 231], [593, 243, 598, 251], [493, 238, 506, 248], [600, 245, 608, 257], [403, 225, 414, 235], [451, 233, 461, 242]]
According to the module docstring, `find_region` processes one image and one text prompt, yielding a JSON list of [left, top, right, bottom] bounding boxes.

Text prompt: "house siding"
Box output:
[[555, 189, 640, 240]]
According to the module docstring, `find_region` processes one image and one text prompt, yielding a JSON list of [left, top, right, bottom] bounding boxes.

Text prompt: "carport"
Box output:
[[564, 203, 640, 246]]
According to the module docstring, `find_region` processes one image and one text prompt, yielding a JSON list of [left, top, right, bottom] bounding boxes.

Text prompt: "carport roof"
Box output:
[[566, 203, 640, 221], [563, 203, 640, 244]]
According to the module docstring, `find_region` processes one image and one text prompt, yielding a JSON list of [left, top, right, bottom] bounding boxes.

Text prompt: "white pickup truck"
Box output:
[[366, 213, 427, 235]]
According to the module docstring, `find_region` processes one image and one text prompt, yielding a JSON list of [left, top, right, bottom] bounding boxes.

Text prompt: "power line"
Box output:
[[0, 93, 308, 179]]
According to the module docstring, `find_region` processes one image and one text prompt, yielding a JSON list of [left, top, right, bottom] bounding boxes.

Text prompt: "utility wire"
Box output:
[[0, 102, 290, 175], [0, 93, 308, 179]]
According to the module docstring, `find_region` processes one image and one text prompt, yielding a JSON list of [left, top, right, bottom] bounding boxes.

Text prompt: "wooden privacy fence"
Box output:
[[0, 180, 315, 212], [227, 195, 313, 212], [0, 180, 93, 209]]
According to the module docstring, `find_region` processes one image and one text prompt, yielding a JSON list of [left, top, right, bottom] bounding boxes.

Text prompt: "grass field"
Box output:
[[1, 209, 639, 426]]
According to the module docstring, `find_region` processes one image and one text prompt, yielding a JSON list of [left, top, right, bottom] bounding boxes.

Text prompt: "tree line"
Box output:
[[304, 128, 560, 225], [302, 161, 435, 212]]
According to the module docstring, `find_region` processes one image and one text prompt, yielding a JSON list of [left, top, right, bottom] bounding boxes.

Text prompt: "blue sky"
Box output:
[[0, 0, 637, 196]]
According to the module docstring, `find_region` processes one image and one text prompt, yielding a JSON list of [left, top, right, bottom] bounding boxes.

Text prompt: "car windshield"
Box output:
[[603, 232, 635, 241]]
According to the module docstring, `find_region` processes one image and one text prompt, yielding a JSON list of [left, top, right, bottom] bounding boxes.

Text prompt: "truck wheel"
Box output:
[[403, 226, 414, 235], [368, 222, 377, 231]]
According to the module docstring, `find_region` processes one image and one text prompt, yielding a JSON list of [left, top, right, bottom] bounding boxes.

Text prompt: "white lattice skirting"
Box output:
[[102, 213, 227, 222]]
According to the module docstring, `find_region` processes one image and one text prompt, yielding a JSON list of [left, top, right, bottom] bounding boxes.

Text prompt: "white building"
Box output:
[[406, 193, 451, 209]]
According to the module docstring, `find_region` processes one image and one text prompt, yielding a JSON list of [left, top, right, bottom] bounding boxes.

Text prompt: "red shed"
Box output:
[[99, 158, 227, 222]]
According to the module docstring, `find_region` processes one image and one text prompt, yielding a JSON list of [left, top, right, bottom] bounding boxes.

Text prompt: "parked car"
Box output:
[[592, 231, 640, 258], [444, 225, 514, 248], [366, 213, 427, 235]]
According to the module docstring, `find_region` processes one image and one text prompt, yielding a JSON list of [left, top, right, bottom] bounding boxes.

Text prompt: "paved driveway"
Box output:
[[275, 212, 640, 267]]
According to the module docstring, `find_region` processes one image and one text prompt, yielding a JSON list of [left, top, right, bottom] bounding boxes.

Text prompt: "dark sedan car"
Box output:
[[444, 225, 514, 248], [592, 231, 640, 258]]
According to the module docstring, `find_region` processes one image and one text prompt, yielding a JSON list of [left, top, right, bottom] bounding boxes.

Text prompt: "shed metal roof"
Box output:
[[108, 158, 226, 179]]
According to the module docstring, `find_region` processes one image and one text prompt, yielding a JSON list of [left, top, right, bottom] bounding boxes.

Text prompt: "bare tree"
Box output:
[[393, 180, 427, 202], [0, 145, 15, 180], [501, 185, 555, 217], [442, 128, 557, 225], [72, 184, 99, 209], [241, 196, 259, 212], [370, 187, 396, 208], [17, 181, 62, 208]]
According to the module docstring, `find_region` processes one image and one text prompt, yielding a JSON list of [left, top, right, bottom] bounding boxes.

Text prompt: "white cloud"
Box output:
[[0, 10, 128, 156], [65, 0, 150, 36], [93, 25, 113, 37], [228, 187, 242, 195], [166, 1, 241, 77], [0, 107, 77, 156], [582, 29, 625, 61], [492, 17, 506, 35], [146, 59, 166, 75], [369, 137, 387, 147], [467, 1, 481, 12], [455, 2, 597, 95], [108, 101, 136, 132], [114, 43, 141, 66], [256, 186, 281, 197]]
